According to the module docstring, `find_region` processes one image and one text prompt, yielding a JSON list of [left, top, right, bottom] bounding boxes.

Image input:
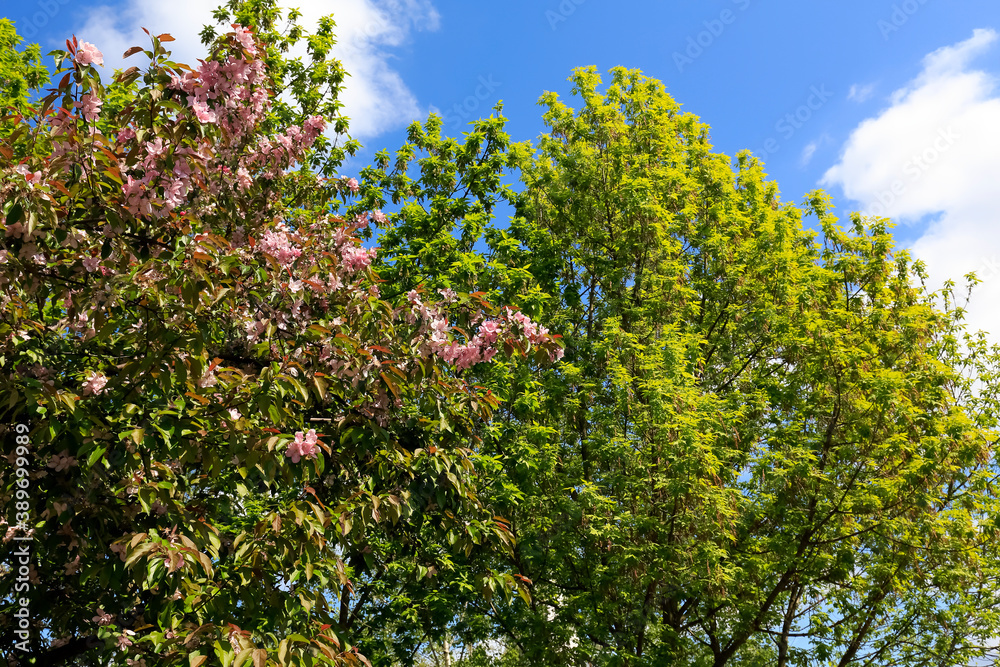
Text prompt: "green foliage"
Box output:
[[489, 66, 1000, 667], [369, 66, 1000, 666], [0, 18, 50, 160], [3, 7, 1000, 663], [0, 9, 558, 667], [0, 19, 49, 113]]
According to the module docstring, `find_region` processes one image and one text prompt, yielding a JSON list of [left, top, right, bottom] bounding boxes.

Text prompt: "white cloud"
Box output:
[[75, 0, 440, 138], [800, 140, 819, 166], [847, 82, 875, 103], [800, 133, 831, 167], [822, 28, 1000, 338]]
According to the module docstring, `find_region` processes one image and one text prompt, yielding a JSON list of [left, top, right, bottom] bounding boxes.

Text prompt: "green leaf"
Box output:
[[5, 202, 23, 225], [87, 445, 107, 468]]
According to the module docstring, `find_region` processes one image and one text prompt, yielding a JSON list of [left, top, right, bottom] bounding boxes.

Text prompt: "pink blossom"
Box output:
[[191, 100, 217, 124], [232, 24, 257, 54], [170, 71, 197, 93], [79, 94, 102, 122], [222, 57, 250, 83], [173, 159, 191, 179], [117, 632, 134, 649], [92, 608, 114, 626], [75, 42, 104, 67], [144, 137, 165, 160], [82, 257, 101, 272], [235, 166, 252, 191], [479, 320, 501, 345], [47, 450, 78, 472], [304, 115, 326, 138], [117, 127, 136, 144], [332, 227, 351, 246], [258, 229, 301, 266], [245, 320, 266, 342], [346, 178, 359, 194], [341, 245, 376, 273], [14, 164, 43, 187], [286, 429, 320, 463], [453, 344, 483, 371], [5, 222, 24, 239], [372, 210, 388, 225], [232, 226, 247, 247], [82, 371, 108, 395]]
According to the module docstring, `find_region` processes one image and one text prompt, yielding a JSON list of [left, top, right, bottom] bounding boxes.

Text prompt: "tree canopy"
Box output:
[[0, 9, 559, 666], [3, 10, 1000, 667]]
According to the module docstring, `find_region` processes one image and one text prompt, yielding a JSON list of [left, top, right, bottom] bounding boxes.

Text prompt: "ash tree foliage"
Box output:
[[483, 69, 1000, 667], [0, 6, 560, 667], [363, 68, 1000, 666], [2, 7, 1000, 667], [0, 18, 49, 117]]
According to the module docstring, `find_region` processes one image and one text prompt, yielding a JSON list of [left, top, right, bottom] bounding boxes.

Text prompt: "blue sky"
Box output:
[[9, 0, 1000, 334]]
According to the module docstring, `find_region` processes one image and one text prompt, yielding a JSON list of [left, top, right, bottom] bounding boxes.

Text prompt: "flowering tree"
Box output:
[[0, 16, 560, 667]]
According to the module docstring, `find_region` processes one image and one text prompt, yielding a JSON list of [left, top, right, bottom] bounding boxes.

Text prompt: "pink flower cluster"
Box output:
[[75, 42, 104, 67], [121, 137, 204, 218], [51, 30, 330, 228], [252, 116, 327, 178], [78, 94, 102, 123], [233, 24, 257, 54], [92, 608, 114, 626], [406, 291, 562, 370], [340, 244, 377, 273], [169, 29, 268, 139], [82, 371, 108, 395], [111, 26, 324, 221], [47, 450, 78, 472], [286, 429, 320, 463], [13, 164, 43, 188], [504, 307, 556, 349], [258, 229, 302, 266]]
